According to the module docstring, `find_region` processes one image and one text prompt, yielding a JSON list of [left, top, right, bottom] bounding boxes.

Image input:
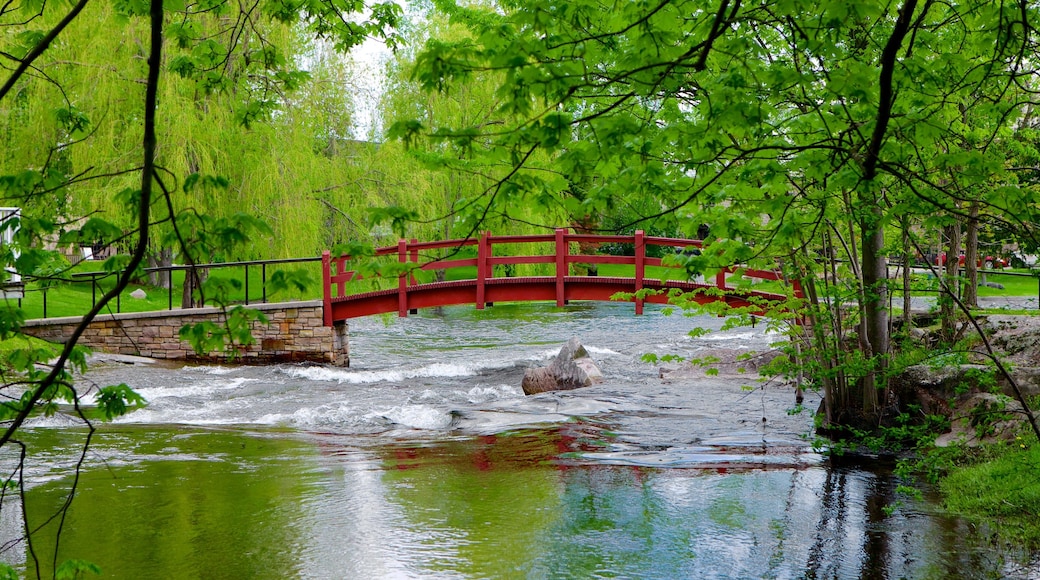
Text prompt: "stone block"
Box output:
[[262, 338, 286, 351]]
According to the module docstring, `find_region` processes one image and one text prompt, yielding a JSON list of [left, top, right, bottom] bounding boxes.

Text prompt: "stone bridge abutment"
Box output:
[[21, 300, 350, 366]]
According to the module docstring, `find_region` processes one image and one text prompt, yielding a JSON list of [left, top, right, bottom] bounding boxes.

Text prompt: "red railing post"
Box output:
[[555, 228, 567, 307], [398, 239, 408, 317], [322, 251, 332, 326], [409, 239, 419, 286], [716, 268, 728, 291], [634, 230, 645, 315], [476, 231, 489, 309]]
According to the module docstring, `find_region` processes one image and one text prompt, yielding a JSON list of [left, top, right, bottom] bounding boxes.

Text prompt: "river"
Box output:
[[0, 302, 1036, 579]]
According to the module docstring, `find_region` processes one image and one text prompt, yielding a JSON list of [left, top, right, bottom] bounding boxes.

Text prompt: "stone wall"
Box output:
[[20, 300, 349, 366]]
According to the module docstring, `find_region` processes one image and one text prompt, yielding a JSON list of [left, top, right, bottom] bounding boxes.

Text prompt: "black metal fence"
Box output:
[[9, 257, 323, 319]]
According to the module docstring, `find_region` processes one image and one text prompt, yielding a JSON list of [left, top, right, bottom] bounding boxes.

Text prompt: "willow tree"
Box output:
[[0, 0, 400, 574], [392, 0, 1040, 430], [1, 0, 410, 269], [380, 7, 573, 247]]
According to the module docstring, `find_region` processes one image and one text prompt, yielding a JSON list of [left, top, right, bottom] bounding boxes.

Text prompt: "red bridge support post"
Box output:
[[409, 239, 419, 314], [476, 231, 490, 309], [555, 228, 567, 307], [409, 239, 419, 287], [398, 239, 408, 317], [635, 230, 645, 315], [322, 251, 332, 326]]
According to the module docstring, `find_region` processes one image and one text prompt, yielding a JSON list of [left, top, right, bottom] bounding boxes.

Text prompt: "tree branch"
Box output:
[[862, 0, 922, 180], [0, 0, 91, 102], [0, 0, 162, 449]]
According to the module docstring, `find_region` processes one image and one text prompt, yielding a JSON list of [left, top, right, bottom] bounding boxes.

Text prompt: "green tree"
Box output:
[[381, 6, 566, 244], [393, 0, 1040, 432], [0, 0, 400, 572]]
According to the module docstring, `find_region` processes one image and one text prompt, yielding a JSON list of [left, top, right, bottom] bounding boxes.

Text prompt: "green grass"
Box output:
[[0, 333, 60, 356], [939, 436, 1040, 547], [976, 270, 1040, 297], [893, 269, 1040, 298], [597, 263, 686, 280], [11, 260, 323, 320]]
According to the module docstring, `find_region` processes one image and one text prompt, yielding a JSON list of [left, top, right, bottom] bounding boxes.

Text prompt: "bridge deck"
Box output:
[[323, 230, 801, 324]]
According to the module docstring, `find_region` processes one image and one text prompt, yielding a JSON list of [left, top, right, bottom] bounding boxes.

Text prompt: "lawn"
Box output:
[[973, 270, 1039, 297], [9, 259, 323, 319], [940, 436, 1040, 547], [890, 268, 1040, 299]]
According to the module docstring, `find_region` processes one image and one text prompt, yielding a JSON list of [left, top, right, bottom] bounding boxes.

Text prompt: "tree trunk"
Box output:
[[570, 218, 599, 276], [940, 222, 962, 342], [148, 246, 172, 288], [901, 218, 912, 328], [963, 204, 979, 308], [859, 208, 887, 422], [181, 266, 207, 308]]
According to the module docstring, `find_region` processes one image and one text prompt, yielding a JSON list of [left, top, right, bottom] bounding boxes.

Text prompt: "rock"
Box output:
[[522, 337, 603, 395], [983, 315, 1040, 366], [935, 392, 1025, 447], [521, 367, 558, 394], [898, 364, 990, 390], [980, 281, 1005, 289], [85, 352, 158, 366], [130, 288, 147, 299], [908, 327, 929, 341], [896, 363, 1040, 400], [659, 348, 781, 381]]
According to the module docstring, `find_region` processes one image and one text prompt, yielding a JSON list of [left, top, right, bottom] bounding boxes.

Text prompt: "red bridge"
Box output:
[[322, 229, 802, 325]]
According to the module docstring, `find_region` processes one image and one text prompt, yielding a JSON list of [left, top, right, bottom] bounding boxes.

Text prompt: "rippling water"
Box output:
[[0, 302, 1035, 578]]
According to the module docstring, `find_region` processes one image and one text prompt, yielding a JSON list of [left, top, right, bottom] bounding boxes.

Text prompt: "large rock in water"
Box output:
[[522, 338, 604, 395]]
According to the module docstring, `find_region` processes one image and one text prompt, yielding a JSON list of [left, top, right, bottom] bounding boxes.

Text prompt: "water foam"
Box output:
[[184, 365, 238, 375], [462, 384, 522, 403], [371, 405, 455, 430], [256, 403, 373, 428], [282, 361, 500, 385], [122, 377, 258, 401], [584, 345, 620, 356]]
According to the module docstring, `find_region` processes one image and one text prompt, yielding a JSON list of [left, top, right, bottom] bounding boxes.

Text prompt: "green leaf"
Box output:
[[96, 383, 147, 420], [268, 268, 312, 295], [180, 321, 226, 355], [56, 559, 101, 580]]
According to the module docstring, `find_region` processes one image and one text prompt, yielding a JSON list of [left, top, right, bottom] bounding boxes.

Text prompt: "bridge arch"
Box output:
[[322, 229, 802, 325]]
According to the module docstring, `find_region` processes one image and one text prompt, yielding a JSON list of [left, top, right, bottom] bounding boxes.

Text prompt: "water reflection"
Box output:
[[0, 425, 1032, 579], [7, 427, 319, 579], [355, 429, 1024, 579]]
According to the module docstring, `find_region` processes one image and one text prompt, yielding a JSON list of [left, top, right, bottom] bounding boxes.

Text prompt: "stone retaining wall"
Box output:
[[20, 300, 349, 366]]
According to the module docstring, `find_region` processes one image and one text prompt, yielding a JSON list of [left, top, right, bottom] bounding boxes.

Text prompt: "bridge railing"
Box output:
[[13, 257, 323, 319], [322, 229, 800, 322]]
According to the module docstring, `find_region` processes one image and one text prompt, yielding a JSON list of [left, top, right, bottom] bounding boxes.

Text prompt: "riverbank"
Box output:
[[923, 314, 1040, 551]]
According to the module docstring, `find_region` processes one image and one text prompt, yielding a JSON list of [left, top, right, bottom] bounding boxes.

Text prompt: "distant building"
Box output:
[[0, 207, 22, 299]]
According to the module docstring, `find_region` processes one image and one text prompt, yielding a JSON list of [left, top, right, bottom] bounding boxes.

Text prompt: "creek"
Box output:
[[0, 302, 1036, 579]]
